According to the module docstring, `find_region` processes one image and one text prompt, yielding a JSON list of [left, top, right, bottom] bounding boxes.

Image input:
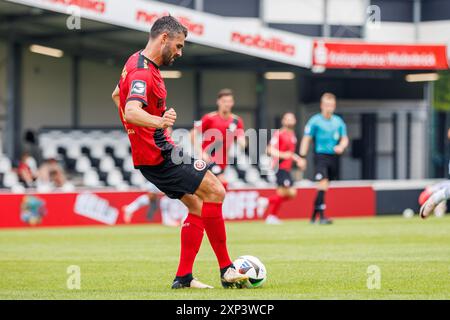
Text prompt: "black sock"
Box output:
[[312, 191, 326, 220], [220, 263, 234, 277], [319, 210, 324, 220], [147, 199, 158, 220], [174, 273, 193, 285]]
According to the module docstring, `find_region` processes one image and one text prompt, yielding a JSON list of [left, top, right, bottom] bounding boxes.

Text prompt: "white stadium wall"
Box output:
[[365, 22, 416, 43], [263, 0, 325, 24], [21, 49, 72, 132], [326, 0, 366, 26], [419, 21, 450, 44]]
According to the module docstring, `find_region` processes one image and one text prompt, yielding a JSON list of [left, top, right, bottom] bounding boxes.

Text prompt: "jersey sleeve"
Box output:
[[339, 118, 348, 137], [304, 117, 317, 137], [193, 120, 202, 130], [199, 114, 211, 132], [269, 130, 280, 150], [126, 69, 151, 107], [236, 117, 245, 137]]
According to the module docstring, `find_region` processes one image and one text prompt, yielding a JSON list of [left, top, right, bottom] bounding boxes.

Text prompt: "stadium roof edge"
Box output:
[[3, 0, 314, 68]]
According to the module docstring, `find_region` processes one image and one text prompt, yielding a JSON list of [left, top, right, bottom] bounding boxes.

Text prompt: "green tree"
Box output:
[[434, 71, 450, 111]]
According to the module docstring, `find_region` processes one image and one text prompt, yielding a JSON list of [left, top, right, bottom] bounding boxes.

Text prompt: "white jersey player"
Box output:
[[122, 182, 187, 226], [419, 181, 450, 219]]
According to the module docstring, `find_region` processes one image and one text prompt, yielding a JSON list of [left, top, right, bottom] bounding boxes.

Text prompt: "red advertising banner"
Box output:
[[0, 187, 375, 228], [313, 40, 449, 70]]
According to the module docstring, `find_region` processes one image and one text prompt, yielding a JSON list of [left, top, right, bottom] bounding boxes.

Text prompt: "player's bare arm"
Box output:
[[111, 85, 120, 108], [267, 145, 294, 160], [334, 136, 349, 155], [237, 136, 247, 150], [298, 135, 312, 171], [124, 100, 177, 129]]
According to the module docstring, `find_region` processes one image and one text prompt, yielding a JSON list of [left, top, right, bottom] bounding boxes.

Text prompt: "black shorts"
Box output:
[[314, 153, 339, 181], [137, 149, 211, 200], [276, 169, 294, 187]]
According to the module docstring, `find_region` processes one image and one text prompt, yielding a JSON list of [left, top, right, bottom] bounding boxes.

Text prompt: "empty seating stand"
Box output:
[[31, 128, 277, 190]]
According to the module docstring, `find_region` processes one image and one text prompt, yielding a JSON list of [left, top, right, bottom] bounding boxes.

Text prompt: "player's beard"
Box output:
[[162, 46, 175, 66]]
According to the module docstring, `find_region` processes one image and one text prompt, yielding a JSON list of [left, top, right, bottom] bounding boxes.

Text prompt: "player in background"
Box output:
[[121, 127, 183, 226], [265, 112, 302, 225], [111, 16, 248, 289], [191, 89, 246, 189], [419, 128, 450, 219], [298, 93, 349, 225], [122, 182, 164, 223], [420, 183, 450, 219]]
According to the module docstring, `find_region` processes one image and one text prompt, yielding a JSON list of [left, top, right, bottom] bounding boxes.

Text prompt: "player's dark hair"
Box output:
[[150, 15, 188, 39], [217, 88, 234, 99]]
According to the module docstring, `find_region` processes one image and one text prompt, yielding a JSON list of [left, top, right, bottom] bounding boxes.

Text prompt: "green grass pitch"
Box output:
[[1, 216, 449, 299]]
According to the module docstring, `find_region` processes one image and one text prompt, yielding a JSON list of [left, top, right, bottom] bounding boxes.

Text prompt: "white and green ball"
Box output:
[[233, 255, 267, 288]]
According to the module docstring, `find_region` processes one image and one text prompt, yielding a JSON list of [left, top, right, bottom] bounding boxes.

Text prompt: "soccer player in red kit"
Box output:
[[265, 112, 302, 224], [111, 16, 248, 289], [192, 89, 246, 189]]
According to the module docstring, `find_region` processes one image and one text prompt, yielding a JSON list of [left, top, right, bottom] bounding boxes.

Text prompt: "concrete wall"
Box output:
[[79, 60, 122, 127], [200, 70, 258, 129], [21, 48, 72, 132], [266, 78, 298, 130]]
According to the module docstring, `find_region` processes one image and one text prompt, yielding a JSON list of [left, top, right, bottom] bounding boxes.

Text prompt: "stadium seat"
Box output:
[[99, 156, 115, 172], [98, 170, 108, 183], [57, 146, 67, 158], [42, 144, 58, 160], [123, 157, 134, 172], [3, 172, 19, 188], [224, 167, 239, 183], [83, 170, 102, 188], [90, 145, 106, 159], [0, 156, 12, 173], [106, 169, 123, 187], [245, 167, 261, 184], [75, 156, 92, 173], [11, 184, 26, 193], [130, 171, 146, 187], [66, 144, 82, 160], [113, 145, 129, 159], [122, 170, 132, 183]]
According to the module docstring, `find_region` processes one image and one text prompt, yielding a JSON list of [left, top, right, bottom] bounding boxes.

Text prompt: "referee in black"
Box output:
[[298, 93, 349, 224]]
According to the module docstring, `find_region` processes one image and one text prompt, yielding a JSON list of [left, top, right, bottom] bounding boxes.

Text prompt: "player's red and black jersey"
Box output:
[[269, 129, 297, 171], [194, 112, 244, 170], [117, 50, 175, 167]]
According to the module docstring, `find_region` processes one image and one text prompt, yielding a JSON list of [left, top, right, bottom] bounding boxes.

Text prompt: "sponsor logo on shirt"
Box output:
[[130, 80, 146, 97]]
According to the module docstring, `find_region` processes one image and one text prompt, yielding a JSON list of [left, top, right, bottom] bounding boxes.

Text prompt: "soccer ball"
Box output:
[[233, 255, 267, 288]]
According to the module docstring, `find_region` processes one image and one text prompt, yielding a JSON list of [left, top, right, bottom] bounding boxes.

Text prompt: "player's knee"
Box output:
[[289, 189, 297, 198], [208, 182, 226, 202]]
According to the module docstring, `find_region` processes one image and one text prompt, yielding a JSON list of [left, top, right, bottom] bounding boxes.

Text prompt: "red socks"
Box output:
[[176, 213, 204, 277], [202, 202, 232, 269], [267, 194, 289, 217], [176, 203, 233, 276]]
